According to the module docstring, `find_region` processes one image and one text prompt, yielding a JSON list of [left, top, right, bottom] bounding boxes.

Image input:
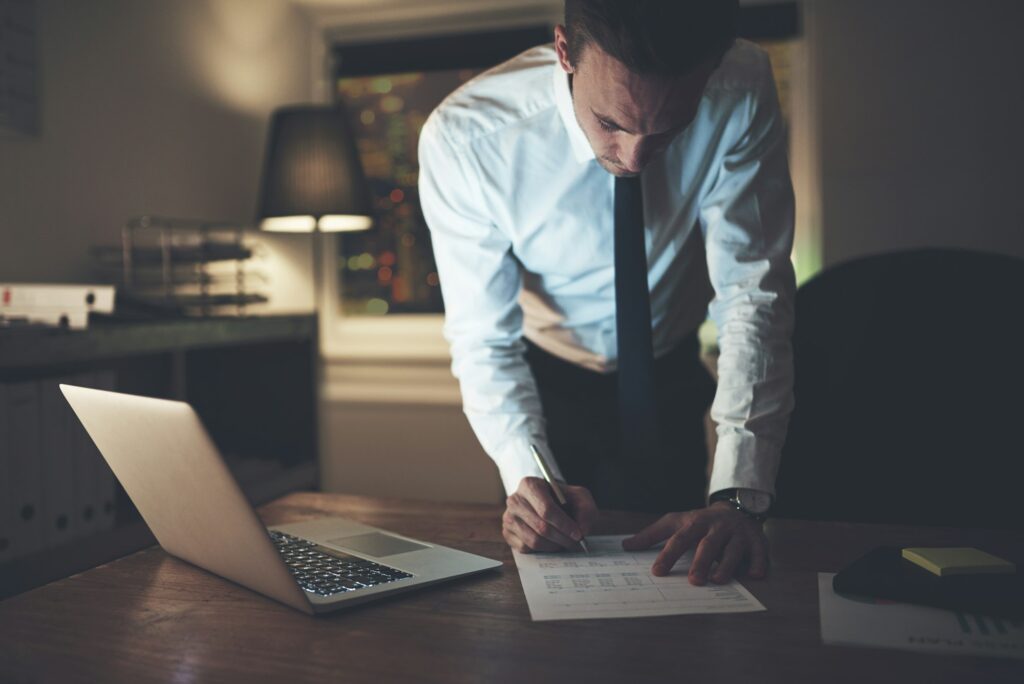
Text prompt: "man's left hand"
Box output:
[[621, 501, 768, 585]]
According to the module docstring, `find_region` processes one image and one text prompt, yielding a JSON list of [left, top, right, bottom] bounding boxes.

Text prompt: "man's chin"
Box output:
[[593, 154, 638, 176], [597, 158, 641, 178]]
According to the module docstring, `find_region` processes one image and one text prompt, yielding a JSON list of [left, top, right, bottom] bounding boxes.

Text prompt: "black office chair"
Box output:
[[773, 248, 1024, 529]]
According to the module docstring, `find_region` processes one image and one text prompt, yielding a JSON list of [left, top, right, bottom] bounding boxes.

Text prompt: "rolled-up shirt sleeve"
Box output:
[[700, 61, 797, 498], [418, 116, 562, 495]]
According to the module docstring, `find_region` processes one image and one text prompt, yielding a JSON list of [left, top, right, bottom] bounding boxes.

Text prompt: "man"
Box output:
[[418, 0, 795, 586]]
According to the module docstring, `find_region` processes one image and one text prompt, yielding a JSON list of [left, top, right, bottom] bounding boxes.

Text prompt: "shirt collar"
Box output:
[[552, 63, 596, 164]]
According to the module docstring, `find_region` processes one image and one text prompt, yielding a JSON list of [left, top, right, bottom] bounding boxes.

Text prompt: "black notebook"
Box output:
[[833, 547, 1024, 619]]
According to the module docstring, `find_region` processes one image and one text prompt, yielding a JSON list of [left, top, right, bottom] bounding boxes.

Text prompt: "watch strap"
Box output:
[[710, 488, 771, 522]]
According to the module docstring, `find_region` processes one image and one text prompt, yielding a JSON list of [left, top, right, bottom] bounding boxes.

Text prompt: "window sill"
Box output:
[[321, 313, 460, 406], [322, 313, 449, 362], [321, 360, 461, 406]]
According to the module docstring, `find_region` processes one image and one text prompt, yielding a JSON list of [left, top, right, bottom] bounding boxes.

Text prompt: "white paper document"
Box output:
[[818, 573, 1024, 659], [513, 535, 766, 621]]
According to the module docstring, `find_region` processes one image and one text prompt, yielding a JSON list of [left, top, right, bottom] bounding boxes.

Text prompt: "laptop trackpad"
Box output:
[[327, 532, 429, 557]]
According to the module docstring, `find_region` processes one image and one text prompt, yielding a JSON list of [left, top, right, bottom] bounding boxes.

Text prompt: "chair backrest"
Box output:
[[774, 248, 1024, 529]]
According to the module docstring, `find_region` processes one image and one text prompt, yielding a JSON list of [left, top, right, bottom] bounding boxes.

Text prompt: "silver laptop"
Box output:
[[60, 384, 501, 615]]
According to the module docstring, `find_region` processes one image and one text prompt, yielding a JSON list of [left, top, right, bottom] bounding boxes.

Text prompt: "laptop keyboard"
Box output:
[[270, 530, 414, 597]]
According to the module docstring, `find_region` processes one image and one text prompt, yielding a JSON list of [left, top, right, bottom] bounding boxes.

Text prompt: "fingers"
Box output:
[[688, 531, 728, 585], [502, 511, 561, 553], [503, 477, 588, 552], [518, 478, 583, 541], [502, 517, 525, 551], [622, 505, 771, 583], [651, 519, 703, 576], [711, 534, 746, 584], [510, 501, 580, 549], [504, 524, 541, 553], [563, 485, 599, 535], [622, 513, 682, 551]]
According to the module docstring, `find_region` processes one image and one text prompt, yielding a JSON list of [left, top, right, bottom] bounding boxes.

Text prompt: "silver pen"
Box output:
[[529, 443, 591, 554]]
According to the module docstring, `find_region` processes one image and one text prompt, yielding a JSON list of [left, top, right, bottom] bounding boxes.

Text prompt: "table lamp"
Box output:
[[256, 105, 374, 331]]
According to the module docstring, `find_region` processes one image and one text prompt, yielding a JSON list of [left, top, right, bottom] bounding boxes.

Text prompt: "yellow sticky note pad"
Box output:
[[901, 547, 1016, 577]]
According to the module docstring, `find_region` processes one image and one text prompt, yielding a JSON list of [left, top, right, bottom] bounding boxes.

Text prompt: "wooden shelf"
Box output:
[[0, 314, 315, 375]]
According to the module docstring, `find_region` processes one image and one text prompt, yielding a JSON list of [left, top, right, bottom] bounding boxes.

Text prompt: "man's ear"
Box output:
[[553, 24, 575, 74]]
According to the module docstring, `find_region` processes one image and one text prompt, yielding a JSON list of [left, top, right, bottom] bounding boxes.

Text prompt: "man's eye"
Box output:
[[597, 119, 618, 132]]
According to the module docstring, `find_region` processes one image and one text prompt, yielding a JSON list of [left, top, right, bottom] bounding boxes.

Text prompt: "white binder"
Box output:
[[39, 378, 78, 548], [1, 381, 44, 561], [0, 284, 115, 313]]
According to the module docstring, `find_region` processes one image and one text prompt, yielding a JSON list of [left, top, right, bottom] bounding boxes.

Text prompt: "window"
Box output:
[[332, 26, 552, 316], [336, 70, 473, 315]]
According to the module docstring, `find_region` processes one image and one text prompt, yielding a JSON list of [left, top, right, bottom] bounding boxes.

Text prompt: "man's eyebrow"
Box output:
[[589, 107, 689, 137], [590, 108, 635, 135]]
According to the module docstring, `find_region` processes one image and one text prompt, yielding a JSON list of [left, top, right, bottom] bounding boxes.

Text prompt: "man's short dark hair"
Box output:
[[564, 0, 739, 77]]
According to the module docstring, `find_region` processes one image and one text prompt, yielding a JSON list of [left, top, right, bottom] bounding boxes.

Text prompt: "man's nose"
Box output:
[[618, 136, 653, 174]]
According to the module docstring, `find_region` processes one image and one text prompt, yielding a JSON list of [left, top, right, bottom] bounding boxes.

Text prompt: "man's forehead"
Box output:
[[579, 45, 712, 134]]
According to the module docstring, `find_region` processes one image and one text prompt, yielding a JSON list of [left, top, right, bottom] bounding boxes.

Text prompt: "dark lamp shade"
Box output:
[[256, 105, 373, 233]]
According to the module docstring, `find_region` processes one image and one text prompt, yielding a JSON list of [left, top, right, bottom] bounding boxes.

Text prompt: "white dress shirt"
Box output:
[[418, 39, 796, 499]]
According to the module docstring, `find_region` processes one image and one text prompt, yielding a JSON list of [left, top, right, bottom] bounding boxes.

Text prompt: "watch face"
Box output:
[[736, 489, 772, 514]]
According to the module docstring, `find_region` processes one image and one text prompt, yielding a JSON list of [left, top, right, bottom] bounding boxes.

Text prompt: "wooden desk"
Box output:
[[1, 492, 1021, 683]]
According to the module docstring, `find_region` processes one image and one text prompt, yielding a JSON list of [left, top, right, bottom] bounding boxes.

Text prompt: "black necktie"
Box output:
[[614, 175, 662, 465]]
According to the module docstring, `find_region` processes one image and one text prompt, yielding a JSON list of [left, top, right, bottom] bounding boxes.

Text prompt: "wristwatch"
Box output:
[[710, 488, 772, 522]]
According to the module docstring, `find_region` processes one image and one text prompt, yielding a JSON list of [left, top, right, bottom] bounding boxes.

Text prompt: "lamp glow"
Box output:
[[319, 215, 373, 232], [260, 216, 317, 233]]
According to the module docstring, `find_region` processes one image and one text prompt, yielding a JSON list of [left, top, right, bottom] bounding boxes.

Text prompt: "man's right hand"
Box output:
[[502, 476, 598, 552]]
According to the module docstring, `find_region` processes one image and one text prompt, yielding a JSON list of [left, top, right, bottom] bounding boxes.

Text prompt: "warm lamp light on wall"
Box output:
[[257, 105, 373, 326]]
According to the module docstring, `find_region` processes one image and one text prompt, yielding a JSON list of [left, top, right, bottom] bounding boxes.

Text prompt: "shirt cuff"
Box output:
[[707, 427, 781, 498], [494, 435, 565, 496]]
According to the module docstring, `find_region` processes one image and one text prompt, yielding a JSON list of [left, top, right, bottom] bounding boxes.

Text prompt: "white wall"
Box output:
[[321, 399, 504, 504], [0, 0, 315, 306], [808, 0, 1024, 266]]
